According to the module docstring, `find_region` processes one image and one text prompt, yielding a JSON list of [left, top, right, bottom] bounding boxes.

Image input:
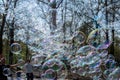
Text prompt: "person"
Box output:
[[12, 60, 24, 80], [0, 54, 24, 80], [23, 59, 34, 80], [0, 54, 8, 80]]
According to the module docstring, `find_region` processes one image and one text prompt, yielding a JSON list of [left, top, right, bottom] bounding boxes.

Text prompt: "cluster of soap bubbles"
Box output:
[[10, 28, 120, 80], [41, 59, 67, 80], [70, 47, 119, 80]]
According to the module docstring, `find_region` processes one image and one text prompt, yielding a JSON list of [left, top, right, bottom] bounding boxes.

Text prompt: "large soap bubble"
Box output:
[[108, 67, 120, 80], [87, 29, 111, 50], [98, 50, 108, 59], [31, 54, 46, 65], [76, 45, 95, 56], [42, 69, 57, 80], [105, 59, 116, 69], [41, 58, 67, 80], [10, 43, 22, 54], [73, 31, 86, 45], [97, 41, 112, 50]]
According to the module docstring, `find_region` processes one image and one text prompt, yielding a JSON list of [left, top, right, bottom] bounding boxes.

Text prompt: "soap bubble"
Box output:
[[99, 50, 108, 59], [105, 59, 116, 69], [70, 59, 80, 69], [49, 0, 55, 3], [10, 43, 22, 54], [3, 67, 11, 76], [31, 54, 46, 65], [104, 70, 111, 76], [76, 45, 95, 56], [17, 59, 24, 63], [97, 41, 112, 50], [42, 69, 56, 80], [72, 31, 86, 45], [41, 59, 67, 79], [107, 54, 115, 60], [21, 72, 26, 79], [87, 29, 109, 50], [89, 61, 100, 69], [108, 67, 120, 79]]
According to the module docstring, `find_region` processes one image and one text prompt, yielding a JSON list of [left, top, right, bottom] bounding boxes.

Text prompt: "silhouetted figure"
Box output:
[[23, 60, 34, 80]]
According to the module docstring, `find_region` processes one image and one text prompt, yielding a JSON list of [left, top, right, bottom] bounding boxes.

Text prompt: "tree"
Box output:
[[0, 0, 9, 54], [0, 0, 119, 61], [37, 0, 63, 34], [9, 0, 18, 64]]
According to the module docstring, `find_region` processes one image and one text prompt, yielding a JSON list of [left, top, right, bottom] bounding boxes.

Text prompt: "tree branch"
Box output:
[[56, 0, 63, 8], [37, 0, 49, 5]]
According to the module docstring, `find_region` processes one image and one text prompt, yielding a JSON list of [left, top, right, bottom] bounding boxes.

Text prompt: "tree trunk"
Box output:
[[110, 0, 115, 56], [26, 45, 29, 60], [9, 0, 18, 64], [26, 26, 30, 60], [0, 14, 7, 54], [51, 9, 57, 30], [50, 0, 57, 34], [105, 0, 109, 42], [9, 18, 15, 64]]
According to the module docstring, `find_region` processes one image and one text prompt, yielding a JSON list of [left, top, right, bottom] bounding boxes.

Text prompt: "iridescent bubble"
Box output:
[[43, 69, 56, 80], [10, 43, 22, 54], [16, 59, 25, 69], [76, 45, 95, 56], [107, 54, 115, 60], [17, 59, 24, 64], [99, 50, 108, 59], [105, 59, 116, 69], [104, 70, 111, 76], [42, 59, 63, 71], [72, 31, 86, 44], [51, 50, 59, 56], [41, 59, 67, 79], [21, 72, 26, 79], [87, 29, 109, 49], [49, 0, 55, 3], [70, 59, 79, 68], [89, 60, 101, 69], [108, 67, 120, 79], [97, 41, 112, 50], [3, 67, 11, 76], [31, 54, 46, 64]]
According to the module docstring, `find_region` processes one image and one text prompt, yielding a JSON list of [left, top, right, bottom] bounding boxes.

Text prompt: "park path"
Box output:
[[8, 77, 40, 80]]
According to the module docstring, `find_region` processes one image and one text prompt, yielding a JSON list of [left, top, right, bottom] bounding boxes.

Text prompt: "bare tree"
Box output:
[[37, 0, 63, 34], [0, 0, 9, 54], [9, 0, 19, 64]]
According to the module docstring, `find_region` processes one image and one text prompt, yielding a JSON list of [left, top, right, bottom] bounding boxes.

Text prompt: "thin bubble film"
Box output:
[[10, 43, 22, 54], [3, 68, 11, 76], [73, 31, 86, 45], [87, 29, 111, 50], [42, 69, 56, 80], [76, 45, 95, 56]]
